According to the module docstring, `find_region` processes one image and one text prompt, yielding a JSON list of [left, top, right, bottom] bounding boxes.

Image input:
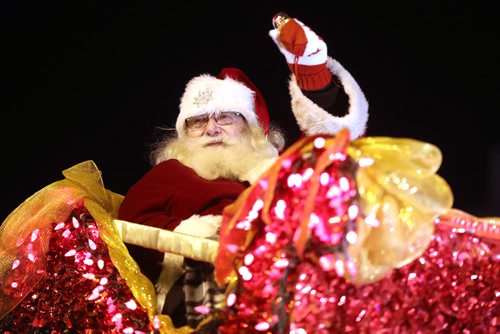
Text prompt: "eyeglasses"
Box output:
[[185, 111, 244, 131]]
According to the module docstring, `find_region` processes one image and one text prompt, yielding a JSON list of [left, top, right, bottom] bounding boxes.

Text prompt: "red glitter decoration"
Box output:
[[0, 204, 158, 333], [211, 134, 499, 333]]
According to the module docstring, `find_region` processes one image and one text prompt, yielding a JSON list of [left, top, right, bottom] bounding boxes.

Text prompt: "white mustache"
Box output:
[[195, 135, 241, 146]]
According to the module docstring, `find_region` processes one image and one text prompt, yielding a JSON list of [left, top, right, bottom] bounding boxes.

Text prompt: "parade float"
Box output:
[[0, 129, 498, 333]]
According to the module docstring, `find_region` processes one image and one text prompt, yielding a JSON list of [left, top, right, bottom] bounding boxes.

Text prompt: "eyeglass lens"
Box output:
[[186, 112, 241, 130]]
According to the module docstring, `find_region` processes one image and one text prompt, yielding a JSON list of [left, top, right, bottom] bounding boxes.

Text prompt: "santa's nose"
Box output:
[[204, 117, 222, 136]]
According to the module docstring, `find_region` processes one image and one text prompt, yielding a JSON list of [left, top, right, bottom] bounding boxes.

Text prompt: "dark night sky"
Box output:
[[1, 1, 499, 223]]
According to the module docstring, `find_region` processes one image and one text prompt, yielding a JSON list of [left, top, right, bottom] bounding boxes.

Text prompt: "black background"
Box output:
[[2, 1, 498, 223]]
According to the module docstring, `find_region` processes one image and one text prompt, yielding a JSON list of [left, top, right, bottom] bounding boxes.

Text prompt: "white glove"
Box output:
[[174, 214, 222, 239]]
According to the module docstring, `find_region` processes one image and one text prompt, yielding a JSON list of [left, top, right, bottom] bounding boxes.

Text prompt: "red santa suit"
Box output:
[[118, 159, 247, 281]]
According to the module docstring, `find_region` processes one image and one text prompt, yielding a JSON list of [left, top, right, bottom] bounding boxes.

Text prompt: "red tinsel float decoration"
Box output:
[[0, 204, 158, 333], [212, 131, 499, 333]]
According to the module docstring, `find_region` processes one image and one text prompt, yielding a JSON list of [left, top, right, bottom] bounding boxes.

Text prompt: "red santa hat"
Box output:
[[176, 67, 270, 136]]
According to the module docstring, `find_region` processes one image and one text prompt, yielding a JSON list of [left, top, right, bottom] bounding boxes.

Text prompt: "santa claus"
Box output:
[[117, 14, 369, 329]]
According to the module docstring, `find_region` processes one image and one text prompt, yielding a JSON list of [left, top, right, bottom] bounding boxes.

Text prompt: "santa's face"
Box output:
[[162, 113, 276, 182], [152, 110, 278, 182], [181, 114, 252, 180]]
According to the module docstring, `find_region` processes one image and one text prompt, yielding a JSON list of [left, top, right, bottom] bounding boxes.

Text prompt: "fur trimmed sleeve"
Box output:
[[289, 57, 369, 139]]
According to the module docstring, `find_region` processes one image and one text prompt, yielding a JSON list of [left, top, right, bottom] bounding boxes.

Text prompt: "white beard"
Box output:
[[161, 132, 278, 182]]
